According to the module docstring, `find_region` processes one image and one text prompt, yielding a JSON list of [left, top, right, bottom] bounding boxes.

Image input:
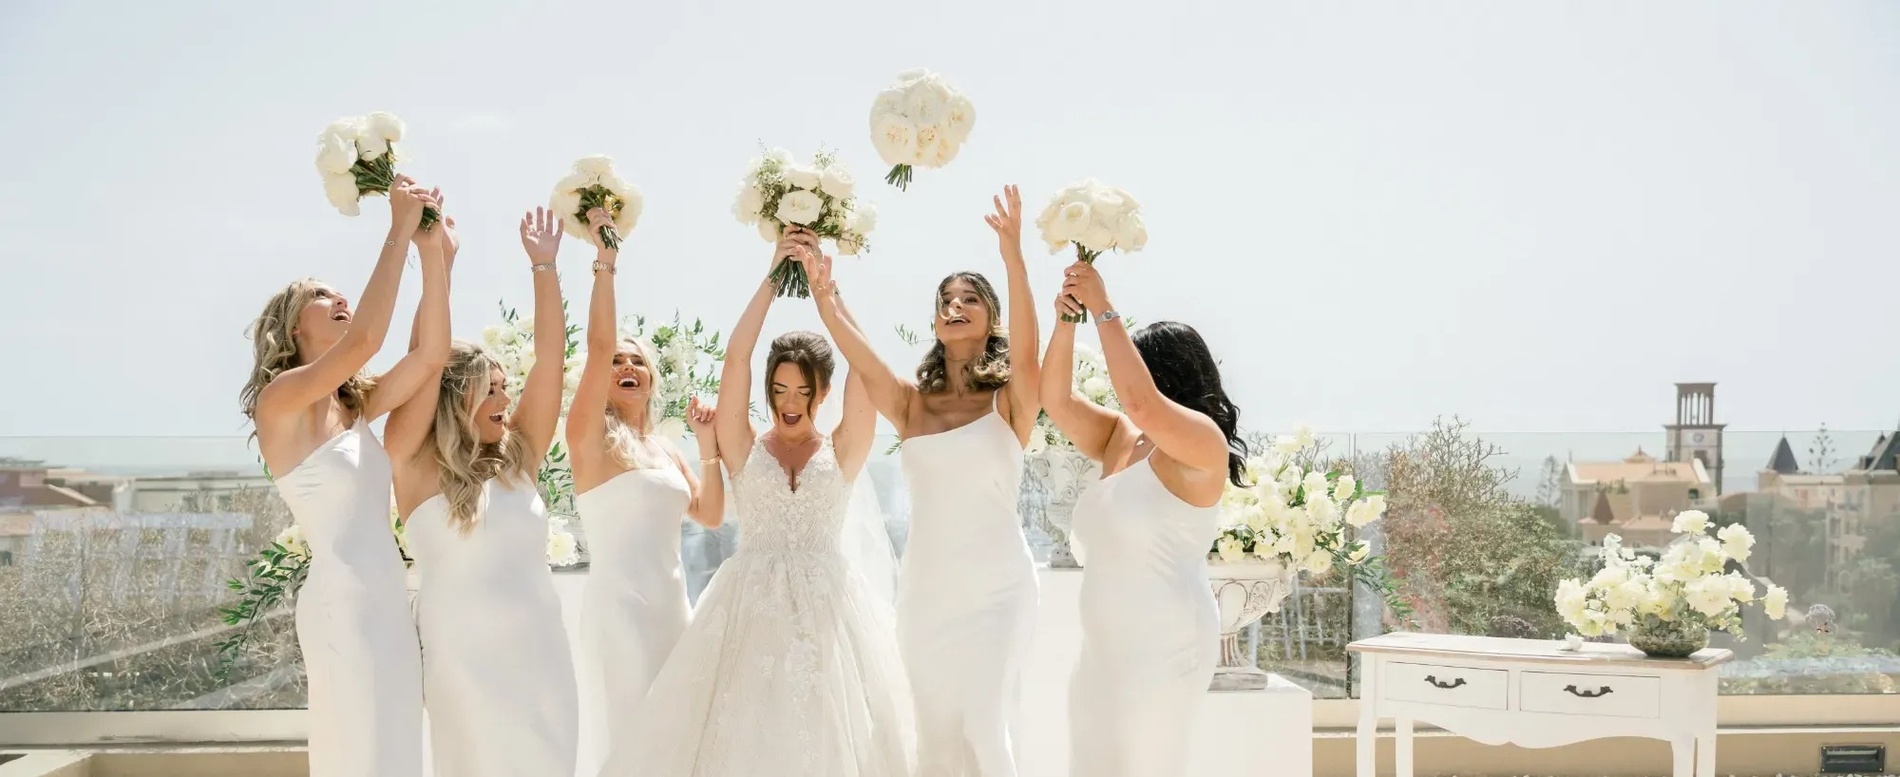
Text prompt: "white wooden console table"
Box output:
[[1347, 632, 1731, 777]]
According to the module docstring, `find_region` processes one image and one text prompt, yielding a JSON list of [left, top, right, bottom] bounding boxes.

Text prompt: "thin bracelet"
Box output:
[[531, 262, 557, 273], [700, 455, 722, 464], [592, 260, 615, 275]]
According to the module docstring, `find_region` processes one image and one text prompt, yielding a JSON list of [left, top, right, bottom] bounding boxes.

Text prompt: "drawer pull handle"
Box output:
[[1422, 675, 1466, 689], [1563, 684, 1613, 698]]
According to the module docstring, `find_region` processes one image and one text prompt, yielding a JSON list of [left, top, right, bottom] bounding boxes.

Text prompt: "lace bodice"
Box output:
[[732, 437, 850, 555]]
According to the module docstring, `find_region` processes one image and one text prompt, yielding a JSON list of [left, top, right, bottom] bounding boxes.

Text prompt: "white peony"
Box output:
[[1115, 213, 1149, 252], [546, 525, 579, 567], [757, 217, 783, 244], [903, 76, 954, 126], [871, 114, 918, 166], [1056, 201, 1092, 242], [1215, 537, 1246, 563], [1717, 523, 1755, 563], [775, 190, 824, 225], [785, 165, 821, 191], [943, 94, 976, 143], [323, 172, 361, 214], [1763, 584, 1788, 619], [819, 165, 856, 200], [733, 184, 765, 225], [1332, 475, 1357, 502], [356, 132, 389, 161], [315, 130, 357, 176], [1302, 549, 1333, 576], [1672, 510, 1711, 536], [274, 524, 310, 558], [845, 201, 877, 235], [365, 111, 405, 143]]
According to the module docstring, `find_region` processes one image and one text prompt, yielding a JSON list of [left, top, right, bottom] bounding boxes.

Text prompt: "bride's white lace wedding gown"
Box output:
[[603, 436, 913, 777]]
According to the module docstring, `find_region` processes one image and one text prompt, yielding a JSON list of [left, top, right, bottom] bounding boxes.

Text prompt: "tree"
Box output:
[[1808, 424, 1838, 473], [1534, 455, 1563, 508]]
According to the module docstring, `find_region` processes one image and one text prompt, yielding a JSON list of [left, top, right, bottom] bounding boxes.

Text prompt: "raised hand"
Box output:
[[984, 184, 1023, 257], [584, 206, 617, 252], [687, 396, 719, 456], [795, 243, 836, 296], [1054, 289, 1087, 322], [519, 206, 562, 266], [1061, 260, 1110, 315], [389, 175, 436, 234]]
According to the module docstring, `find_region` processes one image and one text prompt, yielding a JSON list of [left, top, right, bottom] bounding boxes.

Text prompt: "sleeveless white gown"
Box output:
[[898, 396, 1038, 777], [406, 479, 579, 777], [272, 418, 424, 777], [604, 437, 914, 776], [1068, 456, 1220, 777], [575, 467, 692, 777]]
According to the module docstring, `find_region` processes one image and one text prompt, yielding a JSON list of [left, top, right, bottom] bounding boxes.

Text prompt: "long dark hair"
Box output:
[[915, 271, 1010, 394], [1130, 321, 1247, 486], [764, 330, 836, 413]]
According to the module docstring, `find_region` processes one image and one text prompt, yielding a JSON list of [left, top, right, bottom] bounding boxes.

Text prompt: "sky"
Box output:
[[2, 0, 1897, 443]]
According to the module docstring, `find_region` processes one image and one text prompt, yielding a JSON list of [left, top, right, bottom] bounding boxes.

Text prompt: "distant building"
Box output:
[[0, 457, 100, 510], [1564, 448, 1715, 548], [1755, 427, 1900, 581]]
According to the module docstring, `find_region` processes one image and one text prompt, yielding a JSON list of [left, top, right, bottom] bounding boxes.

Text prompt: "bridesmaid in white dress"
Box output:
[[1039, 262, 1248, 777], [388, 206, 579, 777], [564, 208, 725, 777], [796, 185, 1043, 776], [241, 179, 444, 777]]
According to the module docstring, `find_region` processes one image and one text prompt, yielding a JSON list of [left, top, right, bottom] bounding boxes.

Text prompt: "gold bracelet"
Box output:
[[700, 456, 722, 465], [592, 260, 616, 275], [531, 261, 557, 273]]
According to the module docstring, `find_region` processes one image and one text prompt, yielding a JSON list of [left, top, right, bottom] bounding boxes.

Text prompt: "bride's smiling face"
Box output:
[[769, 362, 825, 433]]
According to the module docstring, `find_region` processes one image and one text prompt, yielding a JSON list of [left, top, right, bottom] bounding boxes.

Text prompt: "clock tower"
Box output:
[[1664, 382, 1726, 494]]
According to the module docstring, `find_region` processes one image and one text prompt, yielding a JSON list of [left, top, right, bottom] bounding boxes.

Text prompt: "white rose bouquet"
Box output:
[[550, 155, 642, 249], [731, 147, 875, 298], [1555, 512, 1789, 640], [869, 68, 976, 190], [313, 111, 439, 229], [1035, 179, 1148, 322], [1212, 427, 1386, 578]]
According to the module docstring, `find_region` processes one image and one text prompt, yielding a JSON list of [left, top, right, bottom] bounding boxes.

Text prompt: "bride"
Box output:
[[603, 234, 913, 776]]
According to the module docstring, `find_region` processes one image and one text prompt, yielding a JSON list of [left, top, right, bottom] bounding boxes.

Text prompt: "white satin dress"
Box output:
[[574, 467, 692, 777], [605, 437, 913, 777], [272, 418, 424, 777], [898, 395, 1038, 777], [407, 478, 579, 777], [1068, 455, 1220, 777]]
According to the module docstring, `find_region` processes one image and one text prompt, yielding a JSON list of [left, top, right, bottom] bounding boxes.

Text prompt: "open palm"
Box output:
[[519, 206, 562, 265]]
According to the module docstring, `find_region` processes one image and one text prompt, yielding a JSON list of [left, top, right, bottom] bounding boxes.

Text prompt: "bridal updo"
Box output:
[[764, 331, 836, 413]]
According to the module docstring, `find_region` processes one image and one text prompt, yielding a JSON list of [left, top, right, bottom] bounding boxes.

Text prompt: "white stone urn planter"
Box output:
[[1206, 556, 1296, 691], [1021, 447, 1102, 568]]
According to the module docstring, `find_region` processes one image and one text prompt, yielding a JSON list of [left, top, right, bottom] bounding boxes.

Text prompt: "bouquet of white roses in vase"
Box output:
[[732, 148, 875, 298], [550, 155, 642, 249], [1212, 426, 1387, 580], [869, 68, 976, 190], [1555, 511, 1788, 657], [1036, 179, 1147, 322], [314, 111, 439, 229]]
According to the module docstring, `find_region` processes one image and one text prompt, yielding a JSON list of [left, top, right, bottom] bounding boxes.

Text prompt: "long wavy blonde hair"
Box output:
[[240, 279, 374, 437], [431, 341, 532, 531], [603, 337, 664, 468]]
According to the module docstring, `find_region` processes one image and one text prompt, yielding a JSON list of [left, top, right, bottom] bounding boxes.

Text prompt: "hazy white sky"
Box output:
[[2, 0, 1896, 440]]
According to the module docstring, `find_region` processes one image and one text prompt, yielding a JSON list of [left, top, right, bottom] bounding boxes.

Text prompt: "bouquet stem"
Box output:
[[353, 155, 440, 230], [769, 256, 811, 298], [596, 226, 621, 250], [884, 163, 913, 191], [1059, 246, 1102, 324]]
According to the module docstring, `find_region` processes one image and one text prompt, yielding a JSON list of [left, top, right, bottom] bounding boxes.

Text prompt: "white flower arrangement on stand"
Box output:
[[1555, 511, 1789, 657], [313, 111, 439, 229], [869, 68, 976, 190], [1035, 179, 1148, 322], [1212, 427, 1387, 576], [732, 147, 875, 297], [549, 155, 642, 249]]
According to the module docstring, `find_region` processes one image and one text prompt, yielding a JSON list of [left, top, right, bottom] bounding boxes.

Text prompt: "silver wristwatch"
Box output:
[[1095, 310, 1121, 324]]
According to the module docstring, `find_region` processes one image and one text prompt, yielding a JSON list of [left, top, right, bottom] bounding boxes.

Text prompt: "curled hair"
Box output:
[[604, 337, 663, 467], [915, 271, 1010, 394], [239, 278, 373, 438], [764, 331, 836, 414], [430, 341, 532, 531], [1130, 321, 1248, 486]]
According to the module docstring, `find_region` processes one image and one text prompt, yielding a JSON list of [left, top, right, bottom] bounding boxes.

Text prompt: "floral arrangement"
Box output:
[[869, 68, 976, 190], [1555, 511, 1789, 640], [550, 155, 642, 249], [1211, 427, 1387, 575], [482, 300, 586, 416], [1035, 179, 1147, 322], [314, 111, 439, 229], [731, 147, 876, 297]]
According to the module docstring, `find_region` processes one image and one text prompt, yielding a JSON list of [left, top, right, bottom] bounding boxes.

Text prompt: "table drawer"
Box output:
[[1519, 670, 1660, 718], [1382, 661, 1509, 710]]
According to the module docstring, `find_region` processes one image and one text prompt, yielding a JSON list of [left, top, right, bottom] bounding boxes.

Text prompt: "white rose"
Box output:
[[819, 165, 855, 200], [1672, 510, 1711, 536], [546, 527, 579, 567], [929, 137, 961, 167], [870, 87, 907, 119], [1716, 523, 1754, 562], [1089, 188, 1131, 219], [1216, 537, 1246, 564], [1762, 584, 1788, 619], [1302, 549, 1334, 576], [1332, 475, 1357, 502], [845, 201, 877, 235], [323, 172, 361, 212], [1056, 201, 1092, 244], [1344, 500, 1376, 528], [574, 154, 614, 174], [904, 76, 954, 125], [943, 94, 976, 144], [1301, 471, 1329, 499], [757, 217, 784, 244], [315, 129, 357, 176], [912, 124, 945, 167], [1080, 375, 1112, 403], [785, 165, 821, 191], [732, 184, 765, 225], [775, 190, 823, 226], [365, 111, 405, 142], [870, 114, 918, 166], [356, 131, 389, 161], [1114, 212, 1149, 253]]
